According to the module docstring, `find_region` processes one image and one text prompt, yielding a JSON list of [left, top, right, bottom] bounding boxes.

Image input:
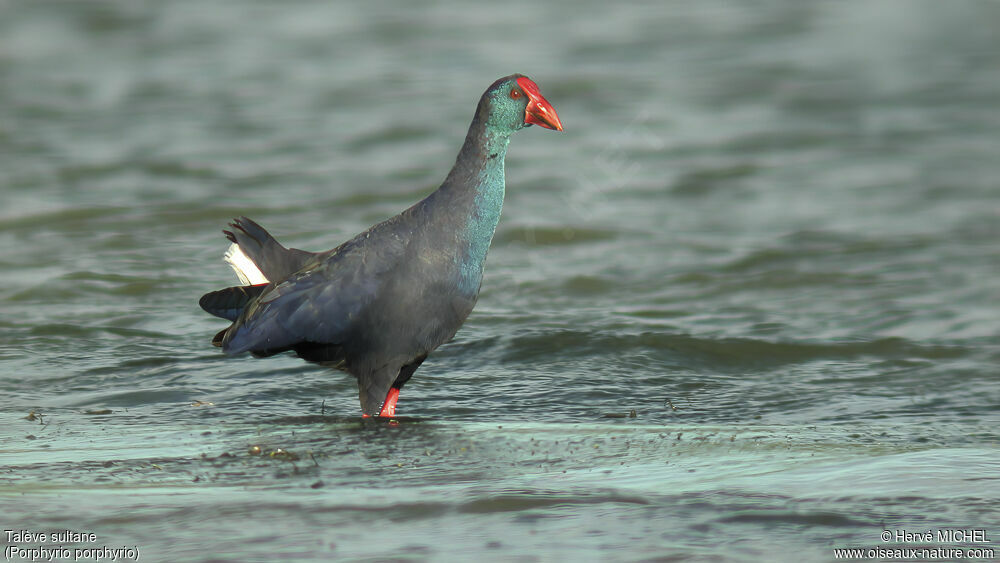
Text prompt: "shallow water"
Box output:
[[2, 0, 999, 561]]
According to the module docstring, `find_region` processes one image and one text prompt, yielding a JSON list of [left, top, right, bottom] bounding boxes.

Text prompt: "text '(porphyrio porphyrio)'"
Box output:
[[200, 74, 563, 417]]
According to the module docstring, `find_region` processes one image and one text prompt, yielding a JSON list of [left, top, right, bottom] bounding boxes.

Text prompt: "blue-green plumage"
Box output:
[[457, 130, 508, 294], [198, 74, 562, 416]]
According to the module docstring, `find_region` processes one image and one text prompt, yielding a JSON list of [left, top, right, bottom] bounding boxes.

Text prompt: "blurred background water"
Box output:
[[2, 0, 999, 561]]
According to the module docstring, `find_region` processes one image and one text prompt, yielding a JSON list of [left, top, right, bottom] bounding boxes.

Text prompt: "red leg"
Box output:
[[362, 388, 400, 418], [378, 388, 399, 417]]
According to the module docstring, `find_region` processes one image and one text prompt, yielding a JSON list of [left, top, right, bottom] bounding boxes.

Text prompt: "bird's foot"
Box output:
[[361, 388, 400, 418]]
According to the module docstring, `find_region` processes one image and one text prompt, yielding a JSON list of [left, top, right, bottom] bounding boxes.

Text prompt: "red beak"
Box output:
[[517, 77, 563, 132]]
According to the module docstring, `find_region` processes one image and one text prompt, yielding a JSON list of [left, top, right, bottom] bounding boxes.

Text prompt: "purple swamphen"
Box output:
[[200, 74, 563, 417]]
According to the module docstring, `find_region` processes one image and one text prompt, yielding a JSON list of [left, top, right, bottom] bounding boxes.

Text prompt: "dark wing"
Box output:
[[220, 229, 409, 357]]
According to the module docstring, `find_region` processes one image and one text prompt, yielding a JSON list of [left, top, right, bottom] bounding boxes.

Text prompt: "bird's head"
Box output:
[[479, 74, 563, 134]]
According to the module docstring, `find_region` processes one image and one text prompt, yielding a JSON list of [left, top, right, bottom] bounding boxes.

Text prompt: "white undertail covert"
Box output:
[[224, 243, 268, 285]]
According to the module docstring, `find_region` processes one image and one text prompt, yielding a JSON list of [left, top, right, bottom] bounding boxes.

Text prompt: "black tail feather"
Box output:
[[199, 284, 268, 322], [211, 327, 228, 347], [224, 216, 315, 282]]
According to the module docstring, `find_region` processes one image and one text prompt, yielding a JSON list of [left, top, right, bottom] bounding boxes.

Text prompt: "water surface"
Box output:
[[2, 0, 999, 561]]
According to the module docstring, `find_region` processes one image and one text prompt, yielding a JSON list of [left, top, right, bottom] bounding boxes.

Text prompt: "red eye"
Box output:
[[510, 89, 522, 100]]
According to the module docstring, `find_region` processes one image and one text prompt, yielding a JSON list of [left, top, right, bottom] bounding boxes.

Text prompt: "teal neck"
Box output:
[[456, 128, 510, 294]]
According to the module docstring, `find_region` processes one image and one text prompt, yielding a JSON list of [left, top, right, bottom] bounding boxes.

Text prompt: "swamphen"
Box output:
[[199, 74, 563, 417]]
